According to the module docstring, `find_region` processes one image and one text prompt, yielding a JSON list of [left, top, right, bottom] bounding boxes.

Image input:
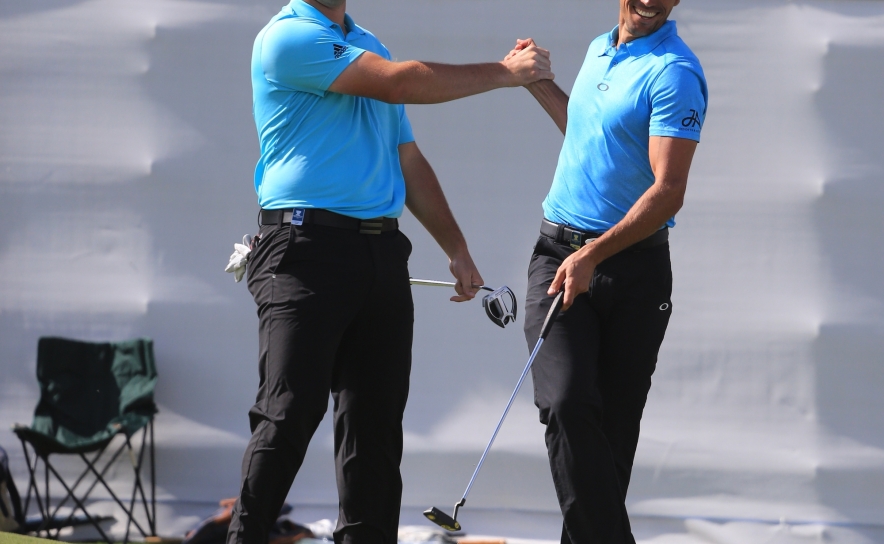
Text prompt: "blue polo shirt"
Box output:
[[251, 0, 415, 218], [543, 21, 707, 232]]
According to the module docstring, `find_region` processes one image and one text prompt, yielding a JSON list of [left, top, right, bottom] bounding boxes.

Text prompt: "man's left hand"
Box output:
[[548, 246, 596, 310], [449, 251, 484, 302], [505, 38, 539, 64]]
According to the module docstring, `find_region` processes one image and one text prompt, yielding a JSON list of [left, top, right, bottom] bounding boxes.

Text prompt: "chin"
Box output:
[[627, 18, 661, 37]]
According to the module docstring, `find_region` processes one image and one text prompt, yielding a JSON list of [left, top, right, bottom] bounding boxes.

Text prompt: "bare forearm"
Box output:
[[389, 61, 516, 104], [400, 142, 483, 300], [526, 80, 569, 134], [584, 138, 696, 264], [329, 46, 552, 105], [403, 153, 469, 257], [583, 183, 684, 265]]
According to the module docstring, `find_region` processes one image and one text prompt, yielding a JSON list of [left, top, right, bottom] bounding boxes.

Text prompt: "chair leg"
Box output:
[[44, 461, 55, 538], [80, 440, 149, 538], [42, 462, 113, 544], [23, 438, 141, 542], [123, 436, 139, 544], [125, 424, 157, 542], [49, 445, 118, 534], [17, 423, 158, 542], [131, 424, 157, 537], [32, 447, 117, 542], [17, 439, 49, 534], [150, 419, 156, 536]]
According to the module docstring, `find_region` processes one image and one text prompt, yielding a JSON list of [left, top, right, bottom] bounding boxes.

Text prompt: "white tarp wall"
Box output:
[[2, 1, 883, 542]]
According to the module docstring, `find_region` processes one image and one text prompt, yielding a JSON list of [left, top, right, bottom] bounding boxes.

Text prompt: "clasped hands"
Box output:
[[501, 38, 554, 86]]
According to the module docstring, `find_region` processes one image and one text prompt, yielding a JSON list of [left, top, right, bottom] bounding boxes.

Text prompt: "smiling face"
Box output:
[[618, 0, 681, 45]]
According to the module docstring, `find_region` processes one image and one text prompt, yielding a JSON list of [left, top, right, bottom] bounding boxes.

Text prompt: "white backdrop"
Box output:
[[2, 1, 884, 542]]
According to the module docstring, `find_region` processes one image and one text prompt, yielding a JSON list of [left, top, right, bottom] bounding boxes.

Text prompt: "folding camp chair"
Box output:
[[12, 337, 158, 543]]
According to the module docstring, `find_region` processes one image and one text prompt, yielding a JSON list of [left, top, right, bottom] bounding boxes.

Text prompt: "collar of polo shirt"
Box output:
[[604, 20, 678, 57], [292, 0, 365, 36]]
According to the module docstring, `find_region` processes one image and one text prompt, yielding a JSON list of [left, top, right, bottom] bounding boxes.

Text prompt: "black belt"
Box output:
[[260, 208, 398, 235], [540, 219, 668, 251]]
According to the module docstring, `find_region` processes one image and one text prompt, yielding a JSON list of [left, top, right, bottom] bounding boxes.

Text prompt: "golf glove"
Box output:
[[225, 234, 252, 283]]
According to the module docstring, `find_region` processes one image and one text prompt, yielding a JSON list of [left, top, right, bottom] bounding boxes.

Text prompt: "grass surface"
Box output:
[[0, 535, 132, 544], [0, 535, 52, 544]]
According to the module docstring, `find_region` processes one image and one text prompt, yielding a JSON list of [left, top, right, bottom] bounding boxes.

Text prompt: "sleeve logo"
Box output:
[[681, 109, 702, 129], [333, 44, 349, 59]]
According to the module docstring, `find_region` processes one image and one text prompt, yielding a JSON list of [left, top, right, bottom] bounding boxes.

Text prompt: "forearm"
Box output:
[[581, 183, 684, 266], [526, 80, 569, 134], [400, 142, 483, 300], [330, 45, 552, 104], [402, 150, 469, 258], [387, 60, 515, 105]]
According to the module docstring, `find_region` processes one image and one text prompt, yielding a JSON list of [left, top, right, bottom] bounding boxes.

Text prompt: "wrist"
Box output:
[[497, 61, 520, 87], [576, 243, 602, 269], [443, 239, 471, 261]]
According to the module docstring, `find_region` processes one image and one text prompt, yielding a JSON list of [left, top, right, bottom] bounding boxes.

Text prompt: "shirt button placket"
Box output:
[[601, 48, 628, 89]]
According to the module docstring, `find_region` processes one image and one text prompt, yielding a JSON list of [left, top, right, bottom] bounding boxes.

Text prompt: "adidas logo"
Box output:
[[333, 44, 348, 59]]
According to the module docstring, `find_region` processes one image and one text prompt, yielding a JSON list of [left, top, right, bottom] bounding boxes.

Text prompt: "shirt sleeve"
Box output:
[[398, 105, 415, 145], [260, 17, 366, 97], [648, 61, 708, 142]]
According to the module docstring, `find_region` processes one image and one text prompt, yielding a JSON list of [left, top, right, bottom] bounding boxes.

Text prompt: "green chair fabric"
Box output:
[[15, 337, 158, 457]]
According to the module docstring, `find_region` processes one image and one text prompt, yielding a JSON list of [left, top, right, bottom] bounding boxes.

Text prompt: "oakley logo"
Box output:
[[682, 109, 702, 128], [597, 83, 610, 91], [659, 303, 670, 311], [333, 44, 349, 59]]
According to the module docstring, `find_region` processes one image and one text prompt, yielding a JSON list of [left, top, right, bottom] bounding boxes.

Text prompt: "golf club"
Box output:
[[423, 290, 566, 532], [409, 278, 518, 329]]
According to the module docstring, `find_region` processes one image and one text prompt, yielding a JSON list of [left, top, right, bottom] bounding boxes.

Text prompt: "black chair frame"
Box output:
[[17, 420, 156, 543]]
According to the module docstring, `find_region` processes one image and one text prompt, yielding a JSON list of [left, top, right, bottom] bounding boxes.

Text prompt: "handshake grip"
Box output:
[[502, 37, 554, 86]]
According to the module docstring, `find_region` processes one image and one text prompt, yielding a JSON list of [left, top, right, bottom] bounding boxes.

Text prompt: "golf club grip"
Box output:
[[539, 291, 565, 340]]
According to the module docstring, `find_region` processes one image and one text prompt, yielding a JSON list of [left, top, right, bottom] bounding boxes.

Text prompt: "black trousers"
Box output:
[[524, 235, 673, 544], [227, 222, 414, 544]]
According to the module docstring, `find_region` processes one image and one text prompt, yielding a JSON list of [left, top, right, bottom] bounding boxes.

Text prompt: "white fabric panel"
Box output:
[[1, 1, 883, 541]]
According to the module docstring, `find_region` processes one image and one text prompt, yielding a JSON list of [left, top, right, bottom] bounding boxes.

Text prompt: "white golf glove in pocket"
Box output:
[[225, 234, 253, 283]]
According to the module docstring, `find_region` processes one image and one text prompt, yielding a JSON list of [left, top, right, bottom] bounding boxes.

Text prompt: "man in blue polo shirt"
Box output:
[[227, 2, 553, 544], [511, 1, 707, 542]]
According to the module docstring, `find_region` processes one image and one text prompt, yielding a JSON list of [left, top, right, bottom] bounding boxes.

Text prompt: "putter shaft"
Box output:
[[460, 338, 545, 502], [409, 278, 493, 291], [425, 291, 564, 533], [459, 291, 565, 502]]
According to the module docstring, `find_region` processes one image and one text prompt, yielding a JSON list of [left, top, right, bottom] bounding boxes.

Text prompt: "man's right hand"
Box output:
[[501, 40, 553, 86], [506, 38, 569, 133]]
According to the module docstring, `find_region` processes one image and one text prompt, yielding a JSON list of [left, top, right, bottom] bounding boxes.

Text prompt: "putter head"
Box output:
[[482, 285, 518, 328], [423, 506, 461, 532]]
